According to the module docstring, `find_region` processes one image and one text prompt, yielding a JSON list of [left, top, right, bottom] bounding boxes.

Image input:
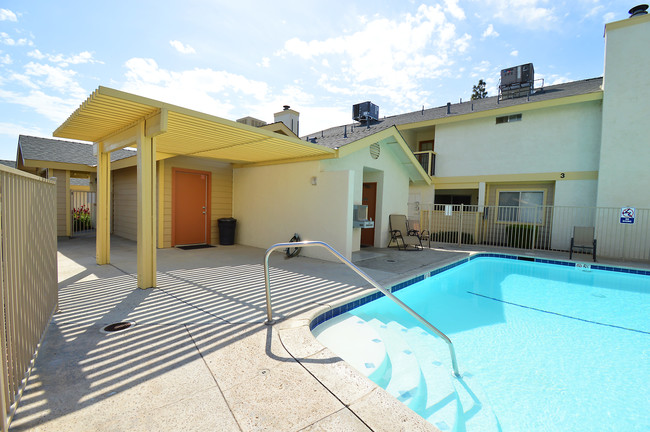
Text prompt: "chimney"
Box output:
[[274, 105, 300, 136]]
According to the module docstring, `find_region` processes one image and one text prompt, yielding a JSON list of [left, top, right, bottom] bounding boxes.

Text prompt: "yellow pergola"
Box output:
[[54, 87, 335, 288]]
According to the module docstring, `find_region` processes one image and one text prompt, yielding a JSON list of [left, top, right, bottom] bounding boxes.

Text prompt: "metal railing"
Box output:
[[263, 241, 460, 377], [413, 151, 436, 176], [420, 204, 650, 261], [71, 191, 96, 236], [0, 165, 58, 432]]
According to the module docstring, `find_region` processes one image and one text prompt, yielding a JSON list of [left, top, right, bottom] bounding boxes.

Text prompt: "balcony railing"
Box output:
[[413, 151, 436, 176]]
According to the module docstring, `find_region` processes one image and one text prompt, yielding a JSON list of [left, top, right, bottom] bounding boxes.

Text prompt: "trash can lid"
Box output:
[[218, 217, 236, 222]]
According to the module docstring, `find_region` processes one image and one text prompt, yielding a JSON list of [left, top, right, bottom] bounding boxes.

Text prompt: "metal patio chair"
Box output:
[[388, 214, 424, 250], [569, 226, 597, 262]]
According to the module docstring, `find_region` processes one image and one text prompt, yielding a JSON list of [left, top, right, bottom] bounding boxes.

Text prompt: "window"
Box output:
[[496, 114, 522, 124], [419, 140, 434, 152], [497, 191, 544, 223]]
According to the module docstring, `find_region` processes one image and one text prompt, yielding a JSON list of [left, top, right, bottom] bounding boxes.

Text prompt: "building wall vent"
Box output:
[[629, 4, 648, 17], [353, 101, 379, 123]]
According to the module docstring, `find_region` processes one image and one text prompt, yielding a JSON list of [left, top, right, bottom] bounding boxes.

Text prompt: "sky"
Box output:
[[0, 0, 635, 161]]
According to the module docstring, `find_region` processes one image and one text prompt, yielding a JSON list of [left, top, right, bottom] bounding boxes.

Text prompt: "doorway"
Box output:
[[172, 168, 211, 246], [361, 182, 377, 246]]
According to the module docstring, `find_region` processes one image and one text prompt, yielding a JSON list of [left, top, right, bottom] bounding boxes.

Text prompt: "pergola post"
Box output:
[[96, 142, 111, 264], [136, 121, 157, 288]]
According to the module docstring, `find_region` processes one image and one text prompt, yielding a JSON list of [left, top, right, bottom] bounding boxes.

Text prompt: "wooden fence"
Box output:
[[0, 165, 58, 431]]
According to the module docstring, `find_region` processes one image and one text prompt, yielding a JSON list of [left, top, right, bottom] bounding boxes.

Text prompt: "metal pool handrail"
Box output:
[[263, 240, 461, 377]]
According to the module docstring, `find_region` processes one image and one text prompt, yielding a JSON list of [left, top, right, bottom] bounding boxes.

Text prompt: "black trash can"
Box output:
[[217, 218, 237, 245]]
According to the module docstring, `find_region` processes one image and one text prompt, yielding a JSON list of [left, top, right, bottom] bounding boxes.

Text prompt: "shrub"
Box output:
[[72, 205, 93, 231], [506, 224, 538, 249]]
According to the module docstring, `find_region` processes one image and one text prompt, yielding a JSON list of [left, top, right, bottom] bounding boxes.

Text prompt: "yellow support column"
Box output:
[[96, 142, 111, 264], [65, 170, 71, 237], [157, 159, 165, 249], [136, 121, 157, 288]]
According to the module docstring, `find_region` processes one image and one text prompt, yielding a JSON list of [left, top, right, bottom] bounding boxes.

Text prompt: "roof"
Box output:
[[18, 135, 135, 166], [54, 86, 334, 165], [0, 160, 15, 168], [304, 77, 604, 149]]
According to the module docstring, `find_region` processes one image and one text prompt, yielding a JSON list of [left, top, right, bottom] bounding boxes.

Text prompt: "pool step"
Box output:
[[400, 325, 501, 432], [312, 312, 386, 378]]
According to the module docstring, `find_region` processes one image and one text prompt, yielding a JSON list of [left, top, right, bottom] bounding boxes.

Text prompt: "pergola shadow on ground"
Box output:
[[12, 236, 470, 431]]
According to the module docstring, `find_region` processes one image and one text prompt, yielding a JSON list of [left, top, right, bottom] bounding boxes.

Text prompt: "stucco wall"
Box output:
[[233, 160, 353, 261], [321, 140, 412, 249], [112, 166, 137, 241], [597, 15, 650, 209], [433, 101, 602, 177], [551, 179, 599, 250]]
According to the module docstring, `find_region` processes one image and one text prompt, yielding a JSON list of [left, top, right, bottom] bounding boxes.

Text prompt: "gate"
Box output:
[[71, 191, 96, 236]]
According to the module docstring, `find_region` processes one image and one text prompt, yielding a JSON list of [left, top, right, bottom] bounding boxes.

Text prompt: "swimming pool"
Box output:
[[312, 256, 650, 432]]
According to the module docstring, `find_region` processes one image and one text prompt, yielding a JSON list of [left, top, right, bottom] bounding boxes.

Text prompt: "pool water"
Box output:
[[313, 257, 650, 432]]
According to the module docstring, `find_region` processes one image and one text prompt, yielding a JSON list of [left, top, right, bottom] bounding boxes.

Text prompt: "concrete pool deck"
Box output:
[[9, 237, 650, 431]]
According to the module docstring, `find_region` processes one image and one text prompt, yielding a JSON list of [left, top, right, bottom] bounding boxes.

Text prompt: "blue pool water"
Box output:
[[313, 257, 650, 431]]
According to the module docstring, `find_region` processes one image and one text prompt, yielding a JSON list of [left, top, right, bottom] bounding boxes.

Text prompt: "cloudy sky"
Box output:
[[0, 1, 633, 160]]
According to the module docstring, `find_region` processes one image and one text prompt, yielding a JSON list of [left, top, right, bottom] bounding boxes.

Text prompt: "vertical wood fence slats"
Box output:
[[0, 166, 57, 431]]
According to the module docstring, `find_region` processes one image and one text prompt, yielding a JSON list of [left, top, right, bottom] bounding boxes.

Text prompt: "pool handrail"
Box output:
[[263, 240, 461, 378]]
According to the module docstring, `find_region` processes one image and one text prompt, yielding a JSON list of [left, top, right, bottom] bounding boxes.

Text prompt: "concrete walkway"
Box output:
[[10, 237, 646, 431]]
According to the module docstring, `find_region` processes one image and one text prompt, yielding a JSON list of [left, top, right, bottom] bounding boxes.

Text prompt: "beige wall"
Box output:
[[233, 160, 353, 261], [52, 169, 69, 236], [321, 139, 413, 249], [433, 101, 602, 178], [597, 14, 650, 208], [112, 166, 137, 241], [162, 156, 233, 248]]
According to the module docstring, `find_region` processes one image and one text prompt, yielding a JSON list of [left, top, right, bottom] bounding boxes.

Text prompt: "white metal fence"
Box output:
[[0, 165, 58, 431], [71, 191, 96, 236], [419, 204, 650, 261]]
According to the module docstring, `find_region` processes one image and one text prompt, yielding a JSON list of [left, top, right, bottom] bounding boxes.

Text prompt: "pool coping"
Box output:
[[278, 252, 650, 431]]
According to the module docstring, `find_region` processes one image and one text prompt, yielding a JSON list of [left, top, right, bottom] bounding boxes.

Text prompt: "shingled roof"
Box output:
[[303, 77, 603, 150], [18, 135, 136, 166]]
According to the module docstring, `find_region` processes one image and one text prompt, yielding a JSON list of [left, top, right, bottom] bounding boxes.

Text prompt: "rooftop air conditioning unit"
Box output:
[[500, 63, 534, 86], [353, 101, 379, 123]]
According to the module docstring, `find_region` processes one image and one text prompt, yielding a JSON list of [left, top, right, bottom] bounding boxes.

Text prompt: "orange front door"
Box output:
[[361, 182, 377, 246], [173, 169, 210, 246]]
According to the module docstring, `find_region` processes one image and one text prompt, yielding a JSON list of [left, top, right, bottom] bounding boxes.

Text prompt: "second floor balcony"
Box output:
[[413, 150, 436, 176]]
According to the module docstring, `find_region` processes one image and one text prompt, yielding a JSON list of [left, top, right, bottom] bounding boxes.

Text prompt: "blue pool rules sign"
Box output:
[[620, 207, 636, 224]]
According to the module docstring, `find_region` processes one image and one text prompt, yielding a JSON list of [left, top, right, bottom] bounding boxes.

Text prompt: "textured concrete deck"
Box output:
[[9, 237, 648, 431]]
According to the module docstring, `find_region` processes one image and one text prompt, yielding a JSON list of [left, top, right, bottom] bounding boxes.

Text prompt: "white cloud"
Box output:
[[0, 89, 81, 123], [444, 0, 466, 20], [0, 122, 46, 139], [257, 57, 270, 68], [0, 54, 11, 64], [482, 24, 499, 38], [277, 4, 473, 110], [169, 40, 196, 54], [0, 9, 17, 22], [603, 12, 616, 22], [480, 0, 557, 30], [121, 58, 270, 118], [23, 62, 87, 98], [27, 49, 100, 66], [510, 50, 519, 57]]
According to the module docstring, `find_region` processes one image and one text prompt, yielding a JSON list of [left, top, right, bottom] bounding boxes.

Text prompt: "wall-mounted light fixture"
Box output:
[[311, 176, 318, 185]]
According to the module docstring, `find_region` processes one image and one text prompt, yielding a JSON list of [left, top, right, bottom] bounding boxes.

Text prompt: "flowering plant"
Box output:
[[72, 204, 93, 231]]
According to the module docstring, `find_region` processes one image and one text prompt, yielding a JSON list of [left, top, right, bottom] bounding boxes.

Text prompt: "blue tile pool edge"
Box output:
[[308, 253, 650, 331]]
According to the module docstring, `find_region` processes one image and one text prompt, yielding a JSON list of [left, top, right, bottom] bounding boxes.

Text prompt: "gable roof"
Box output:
[[303, 77, 604, 149], [18, 135, 136, 166], [0, 160, 15, 168]]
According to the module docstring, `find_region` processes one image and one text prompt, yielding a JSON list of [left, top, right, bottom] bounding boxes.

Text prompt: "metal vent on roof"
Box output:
[[353, 101, 379, 123], [629, 4, 648, 17]]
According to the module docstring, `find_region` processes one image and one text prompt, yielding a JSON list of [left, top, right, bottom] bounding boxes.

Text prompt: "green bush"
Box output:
[[72, 205, 93, 231], [506, 224, 538, 249], [430, 231, 474, 244]]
